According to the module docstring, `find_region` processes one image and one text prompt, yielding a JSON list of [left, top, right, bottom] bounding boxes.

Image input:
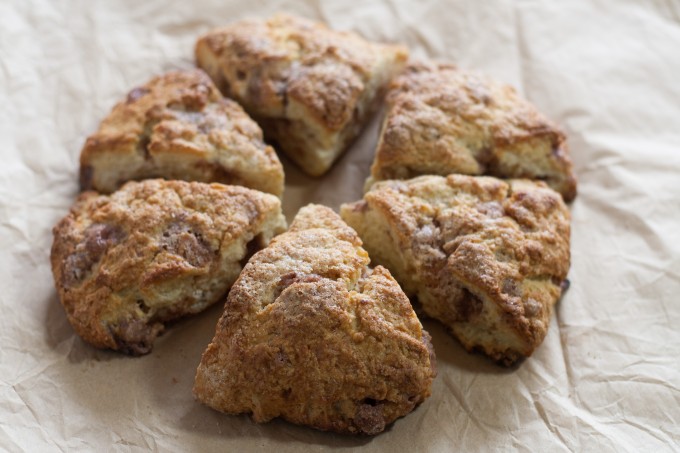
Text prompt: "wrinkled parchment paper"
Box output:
[[2, 1, 679, 451]]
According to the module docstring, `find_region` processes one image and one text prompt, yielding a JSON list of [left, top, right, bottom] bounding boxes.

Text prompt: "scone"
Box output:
[[194, 205, 436, 435], [367, 61, 577, 201], [51, 179, 286, 355], [196, 14, 408, 176], [341, 175, 571, 365], [79, 69, 284, 197]]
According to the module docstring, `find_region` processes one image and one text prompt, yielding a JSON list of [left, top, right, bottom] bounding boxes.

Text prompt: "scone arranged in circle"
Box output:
[[196, 14, 408, 176], [341, 175, 571, 365], [79, 69, 284, 197], [194, 205, 436, 435], [367, 61, 577, 201], [51, 179, 286, 355]]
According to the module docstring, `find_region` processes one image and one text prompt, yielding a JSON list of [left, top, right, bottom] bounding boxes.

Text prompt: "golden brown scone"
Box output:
[[196, 14, 408, 176], [341, 175, 571, 365], [79, 69, 284, 197], [367, 61, 577, 201], [194, 204, 435, 435], [50, 179, 286, 355]]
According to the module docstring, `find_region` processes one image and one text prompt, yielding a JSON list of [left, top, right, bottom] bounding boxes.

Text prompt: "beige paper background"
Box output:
[[2, 1, 679, 451]]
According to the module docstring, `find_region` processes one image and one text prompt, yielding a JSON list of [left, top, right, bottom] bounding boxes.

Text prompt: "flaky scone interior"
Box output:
[[341, 175, 571, 365], [51, 179, 286, 355], [196, 14, 408, 176], [194, 204, 435, 435], [80, 69, 284, 197]]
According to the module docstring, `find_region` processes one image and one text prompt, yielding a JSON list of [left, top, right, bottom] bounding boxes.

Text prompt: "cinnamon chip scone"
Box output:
[[367, 62, 577, 201], [341, 175, 571, 365], [79, 69, 284, 197], [194, 205, 435, 435], [196, 14, 408, 176], [50, 179, 286, 355]]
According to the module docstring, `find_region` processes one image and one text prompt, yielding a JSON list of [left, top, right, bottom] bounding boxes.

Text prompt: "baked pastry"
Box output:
[[196, 14, 408, 176], [367, 61, 577, 201], [79, 69, 284, 197], [194, 204, 435, 435], [341, 175, 571, 365], [50, 179, 286, 355]]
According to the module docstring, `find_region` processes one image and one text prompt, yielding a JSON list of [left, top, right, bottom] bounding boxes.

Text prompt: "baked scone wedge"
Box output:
[[341, 175, 571, 365], [80, 69, 284, 197], [50, 179, 286, 355], [194, 205, 436, 435], [367, 61, 577, 201], [196, 14, 408, 176]]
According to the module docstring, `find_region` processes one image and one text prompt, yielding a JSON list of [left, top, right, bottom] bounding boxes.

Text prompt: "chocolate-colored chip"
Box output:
[[502, 277, 521, 297], [275, 272, 322, 298], [79, 165, 94, 191], [476, 201, 504, 218], [162, 222, 213, 268], [354, 401, 386, 435], [560, 279, 571, 293], [126, 87, 150, 103], [63, 224, 126, 287], [112, 318, 163, 356], [456, 289, 484, 321]]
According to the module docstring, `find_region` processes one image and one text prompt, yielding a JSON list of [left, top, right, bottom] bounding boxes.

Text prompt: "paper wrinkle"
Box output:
[[2, 0, 680, 451], [531, 399, 572, 452]]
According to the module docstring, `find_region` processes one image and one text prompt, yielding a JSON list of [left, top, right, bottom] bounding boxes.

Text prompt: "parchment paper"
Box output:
[[2, 1, 679, 451]]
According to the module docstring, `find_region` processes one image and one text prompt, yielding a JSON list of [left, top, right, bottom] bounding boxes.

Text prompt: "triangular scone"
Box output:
[[367, 62, 577, 201], [341, 175, 571, 365], [196, 14, 408, 177], [79, 69, 284, 197], [194, 205, 435, 435], [50, 179, 286, 355]]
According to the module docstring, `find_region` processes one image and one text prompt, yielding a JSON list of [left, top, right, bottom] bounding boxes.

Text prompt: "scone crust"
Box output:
[[51, 179, 286, 355], [368, 61, 577, 201], [79, 69, 284, 196], [341, 175, 571, 365], [196, 14, 408, 176], [194, 205, 435, 435]]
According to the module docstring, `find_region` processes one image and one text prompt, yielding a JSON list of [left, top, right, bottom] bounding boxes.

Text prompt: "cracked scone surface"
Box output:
[[79, 69, 284, 197], [194, 204, 435, 435], [196, 14, 408, 176], [50, 179, 286, 355], [341, 175, 571, 365], [368, 62, 577, 201]]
